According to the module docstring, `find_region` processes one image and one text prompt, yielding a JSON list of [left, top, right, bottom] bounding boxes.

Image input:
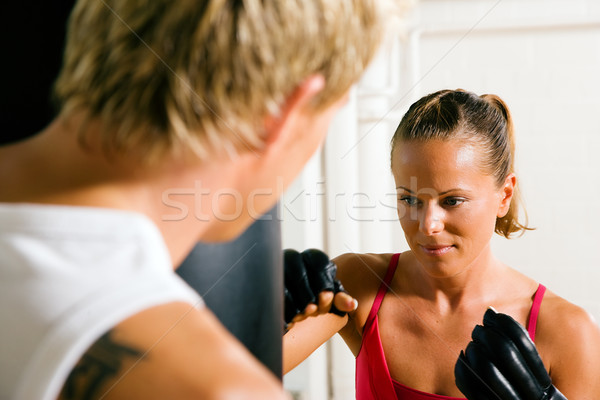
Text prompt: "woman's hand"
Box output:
[[455, 308, 566, 400], [283, 249, 357, 331]]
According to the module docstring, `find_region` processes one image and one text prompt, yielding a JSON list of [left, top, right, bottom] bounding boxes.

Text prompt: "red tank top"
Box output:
[[355, 253, 546, 400]]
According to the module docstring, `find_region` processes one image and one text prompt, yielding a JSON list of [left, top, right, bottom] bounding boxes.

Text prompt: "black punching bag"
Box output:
[[177, 208, 284, 378]]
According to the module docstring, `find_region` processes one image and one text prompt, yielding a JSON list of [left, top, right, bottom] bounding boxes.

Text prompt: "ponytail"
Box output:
[[481, 94, 533, 238]]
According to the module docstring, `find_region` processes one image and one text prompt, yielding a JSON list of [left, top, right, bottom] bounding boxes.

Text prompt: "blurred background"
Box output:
[[282, 0, 600, 398]]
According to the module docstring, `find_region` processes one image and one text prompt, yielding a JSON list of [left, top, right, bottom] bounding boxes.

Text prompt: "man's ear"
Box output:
[[497, 173, 516, 218], [262, 75, 325, 145]]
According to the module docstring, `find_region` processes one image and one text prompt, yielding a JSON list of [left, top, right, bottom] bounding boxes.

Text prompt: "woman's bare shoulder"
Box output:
[[536, 289, 600, 394], [333, 252, 394, 289], [538, 289, 599, 335], [334, 253, 395, 305], [333, 252, 393, 268]]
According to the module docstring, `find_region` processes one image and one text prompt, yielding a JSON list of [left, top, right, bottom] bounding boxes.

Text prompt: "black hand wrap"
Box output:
[[283, 249, 347, 329], [455, 308, 567, 400]]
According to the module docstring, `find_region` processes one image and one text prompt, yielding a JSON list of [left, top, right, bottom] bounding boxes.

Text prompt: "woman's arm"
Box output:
[[283, 251, 390, 374], [283, 312, 348, 374]]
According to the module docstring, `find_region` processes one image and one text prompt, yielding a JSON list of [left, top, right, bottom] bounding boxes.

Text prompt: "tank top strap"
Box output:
[[366, 253, 400, 325], [526, 284, 546, 342]]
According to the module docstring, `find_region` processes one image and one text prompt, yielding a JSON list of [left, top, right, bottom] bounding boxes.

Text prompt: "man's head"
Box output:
[[54, 0, 388, 164]]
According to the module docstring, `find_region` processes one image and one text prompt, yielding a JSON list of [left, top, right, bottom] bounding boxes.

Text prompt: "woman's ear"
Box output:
[[497, 173, 516, 218], [262, 75, 325, 146]]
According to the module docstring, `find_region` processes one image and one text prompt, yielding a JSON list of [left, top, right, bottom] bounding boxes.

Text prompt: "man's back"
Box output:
[[0, 204, 201, 399]]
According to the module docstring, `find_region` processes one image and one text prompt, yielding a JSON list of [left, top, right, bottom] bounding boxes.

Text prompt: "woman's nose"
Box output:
[[419, 206, 444, 235]]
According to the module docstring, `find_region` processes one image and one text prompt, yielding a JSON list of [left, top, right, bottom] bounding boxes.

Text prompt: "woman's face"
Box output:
[[392, 139, 513, 278]]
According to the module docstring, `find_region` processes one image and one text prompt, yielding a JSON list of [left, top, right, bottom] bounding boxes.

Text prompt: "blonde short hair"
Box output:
[[54, 0, 389, 163]]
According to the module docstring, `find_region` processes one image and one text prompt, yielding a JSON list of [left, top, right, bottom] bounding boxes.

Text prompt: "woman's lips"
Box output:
[[420, 244, 454, 256]]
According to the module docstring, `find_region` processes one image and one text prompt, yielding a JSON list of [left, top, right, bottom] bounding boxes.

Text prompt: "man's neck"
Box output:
[[0, 115, 250, 267]]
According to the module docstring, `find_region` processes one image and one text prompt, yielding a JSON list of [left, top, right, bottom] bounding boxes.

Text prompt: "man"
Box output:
[[0, 0, 386, 398]]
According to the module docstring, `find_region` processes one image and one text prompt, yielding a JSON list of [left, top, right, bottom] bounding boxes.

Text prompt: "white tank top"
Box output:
[[0, 204, 203, 400]]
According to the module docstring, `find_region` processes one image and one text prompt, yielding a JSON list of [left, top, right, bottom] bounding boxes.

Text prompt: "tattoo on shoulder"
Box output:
[[59, 330, 145, 400]]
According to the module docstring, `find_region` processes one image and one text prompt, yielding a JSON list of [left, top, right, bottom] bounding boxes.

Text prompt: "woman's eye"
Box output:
[[399, 196, 418, 206], [444, 197, 465, 207]]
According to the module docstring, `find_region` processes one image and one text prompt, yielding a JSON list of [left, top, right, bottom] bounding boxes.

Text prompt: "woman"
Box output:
[[283, 89, 600, 399]]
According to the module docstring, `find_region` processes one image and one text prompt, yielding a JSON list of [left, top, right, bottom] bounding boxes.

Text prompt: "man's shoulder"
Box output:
[[59, 303, 288, 399]]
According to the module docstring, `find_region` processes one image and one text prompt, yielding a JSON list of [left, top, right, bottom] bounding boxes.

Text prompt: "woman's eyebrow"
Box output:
[[439, 189, 467, 196], [396, 186, 413, 193], [396, 186, 470, 196]]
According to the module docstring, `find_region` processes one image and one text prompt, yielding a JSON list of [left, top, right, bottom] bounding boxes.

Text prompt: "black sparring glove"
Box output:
[[283, 249, 347, 330], [455, 308, 566, 400]]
